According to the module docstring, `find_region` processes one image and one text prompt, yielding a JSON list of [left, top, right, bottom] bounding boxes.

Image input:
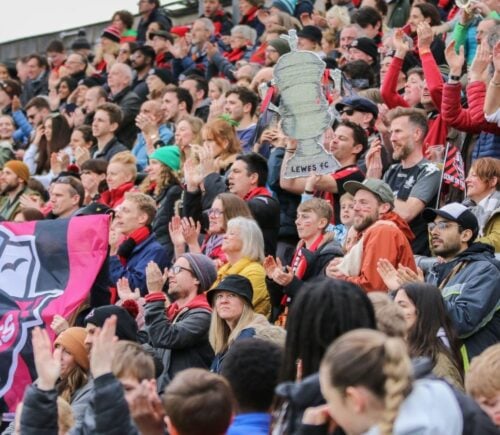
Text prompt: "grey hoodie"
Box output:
[[365, 378, 463, 435]]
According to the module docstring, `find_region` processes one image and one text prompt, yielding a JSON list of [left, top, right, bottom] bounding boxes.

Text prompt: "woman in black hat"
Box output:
[[206, 274, 284, 373]]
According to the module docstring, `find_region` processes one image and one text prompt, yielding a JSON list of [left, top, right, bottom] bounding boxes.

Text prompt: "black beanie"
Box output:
[[84, 305, 138, 342]]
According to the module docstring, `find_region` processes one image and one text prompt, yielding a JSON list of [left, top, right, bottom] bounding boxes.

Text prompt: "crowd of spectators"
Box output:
[[1, 0, 500, 433]]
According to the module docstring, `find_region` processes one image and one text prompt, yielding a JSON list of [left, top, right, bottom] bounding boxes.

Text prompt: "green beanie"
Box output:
[[149, 145, 181, 171]]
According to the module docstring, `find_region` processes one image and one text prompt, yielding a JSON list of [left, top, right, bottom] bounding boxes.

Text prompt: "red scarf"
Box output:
[[166, 293, 211, 321], [244, 186, 272, 201], [117, 226, 151, 266], [100, 182, 136, 208], [223, 47, 247, 63]]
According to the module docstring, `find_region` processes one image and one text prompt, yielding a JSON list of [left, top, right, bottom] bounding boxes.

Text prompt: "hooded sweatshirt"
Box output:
[[343, 211, 416, 292], [364, 378, 463, 435]]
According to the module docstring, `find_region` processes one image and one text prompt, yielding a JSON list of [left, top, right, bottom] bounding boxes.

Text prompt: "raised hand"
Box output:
[[365, 138, 383, 179], [129, 379, 165, 435], [494, 40, 500, 73], [31, 327, 61, 391], [376, 258, 402, 291], [445, 40, 465, 76], [263, 255, 279, 279], [116, 277, 141, 301], [90, 316, 117, 378], [183, 158, 203, 192], [50, 315, 69, 335], [397, 264, 425, 283], [181, 217, 201, 246], [416, 22, 433, 52], [393, 29, 410, 58], [470, 39, 491, 82], [74, 146, 91, 167], [168, 215, 185, 248], [146, 261, 167, 294], [304, 173, 321, 193]]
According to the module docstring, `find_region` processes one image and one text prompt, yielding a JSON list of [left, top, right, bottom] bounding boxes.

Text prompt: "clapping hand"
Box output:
[[271, 257, 294, 286], [445, 40, 465, 76], [129, 379, 165, 435], [116, 277, 141, 301], [50, 315, 69, 335], [263, 255, 279, 279], [146, 261, 168, 294], [31, 327, 61, 391], [168, 215, 185, 247], [181, 217, 201, 246], [90, 316, 117, 379]]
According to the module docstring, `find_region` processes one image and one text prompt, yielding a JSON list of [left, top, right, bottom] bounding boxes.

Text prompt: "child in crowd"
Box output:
[[465, 344, 500, 427]]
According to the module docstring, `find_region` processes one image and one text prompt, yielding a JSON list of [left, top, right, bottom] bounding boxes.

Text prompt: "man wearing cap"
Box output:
[[171, 18, 214, 80], [381, 107, 441, 255], [142, 253, 216, 388], [149, 30, 175, 70], [265, 38, 291, 67], [107, 63, 141, 148], [335, 96, 391, 174], [0, 160, 33, 220], [132, 100, 174, 171], [326, 178, 416, 292], [297, 25, 325, 56], [130, 45, 156, 101], [422, 203, 500, 359], [348, 37, 379, 82], [136, 0, 172, 44]]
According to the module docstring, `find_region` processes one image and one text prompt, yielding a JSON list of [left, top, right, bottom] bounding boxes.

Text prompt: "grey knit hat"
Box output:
[[181, 253, 217, 293]]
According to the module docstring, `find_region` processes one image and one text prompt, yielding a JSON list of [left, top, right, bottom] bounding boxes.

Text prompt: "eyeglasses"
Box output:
[[428, 222, 462, 232], [170, 265, 193, 275], [340, 109, 355, 116], [208, 208, 223, 217]]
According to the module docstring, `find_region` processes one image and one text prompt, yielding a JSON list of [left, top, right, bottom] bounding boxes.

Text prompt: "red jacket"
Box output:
[[441, 81, 500, 134], [380, 53, 448, 152]]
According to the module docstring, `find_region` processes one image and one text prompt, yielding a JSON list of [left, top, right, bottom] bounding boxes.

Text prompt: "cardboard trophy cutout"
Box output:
[[274, 30, 340, 178]]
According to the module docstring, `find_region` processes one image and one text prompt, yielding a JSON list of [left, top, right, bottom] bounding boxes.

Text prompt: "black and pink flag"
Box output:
[[0, 215, 110, 419]]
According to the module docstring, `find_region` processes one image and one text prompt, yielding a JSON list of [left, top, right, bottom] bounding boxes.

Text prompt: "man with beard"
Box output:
[[382, 107, 441, 255], [326, 178, 416, 292], [141, 253, 216, 389], [0, 160, 33, 220], [130, 45, 156, 102], [421, 203, 500, 360]]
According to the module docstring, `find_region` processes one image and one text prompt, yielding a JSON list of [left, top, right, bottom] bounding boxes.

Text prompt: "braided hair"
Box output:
[[321, 329, 413, 435], [281, 277, 376, 382]]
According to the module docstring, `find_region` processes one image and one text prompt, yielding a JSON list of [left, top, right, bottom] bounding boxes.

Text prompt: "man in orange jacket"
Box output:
[[325, 178, 416, 292]]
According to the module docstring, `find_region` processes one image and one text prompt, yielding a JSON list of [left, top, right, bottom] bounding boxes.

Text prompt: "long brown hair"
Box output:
[[36, 114, 72, 174], [215, 192, 252, 232], [57, 365, 88, 403]]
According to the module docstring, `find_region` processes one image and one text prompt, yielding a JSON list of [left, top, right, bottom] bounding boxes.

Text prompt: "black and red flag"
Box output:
[[0, 215, 109, 422]]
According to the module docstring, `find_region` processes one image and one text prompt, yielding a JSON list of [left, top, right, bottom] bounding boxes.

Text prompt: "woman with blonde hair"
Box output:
[[207, 274, 284, 373], [93, 25, 121, 74], [325, 5, 351, 32], [100, 151, 137, 208], [210, 217, 270, 317], [315, 329, 464, 435]]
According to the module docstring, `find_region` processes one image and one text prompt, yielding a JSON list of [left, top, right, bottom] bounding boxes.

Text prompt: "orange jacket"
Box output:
[[345, 217, 416, 292]]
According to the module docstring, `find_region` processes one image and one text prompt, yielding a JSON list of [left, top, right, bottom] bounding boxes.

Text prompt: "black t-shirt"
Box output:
[[384, 159, 441, 255]]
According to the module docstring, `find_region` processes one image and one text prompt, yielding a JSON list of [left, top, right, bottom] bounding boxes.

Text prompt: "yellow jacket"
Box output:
[[212, 257, 271, 318]]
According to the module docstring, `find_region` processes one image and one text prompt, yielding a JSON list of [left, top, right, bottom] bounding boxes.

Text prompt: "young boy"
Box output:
[[264, 198, 344, 324], [465, 344, 500, 427]]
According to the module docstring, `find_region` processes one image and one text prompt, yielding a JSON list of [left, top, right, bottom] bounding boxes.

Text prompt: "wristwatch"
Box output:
[[448, 75, 461, 83]]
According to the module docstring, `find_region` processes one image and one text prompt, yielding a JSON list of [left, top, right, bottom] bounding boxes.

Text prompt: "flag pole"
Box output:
[[435, 142, 450, 208]]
